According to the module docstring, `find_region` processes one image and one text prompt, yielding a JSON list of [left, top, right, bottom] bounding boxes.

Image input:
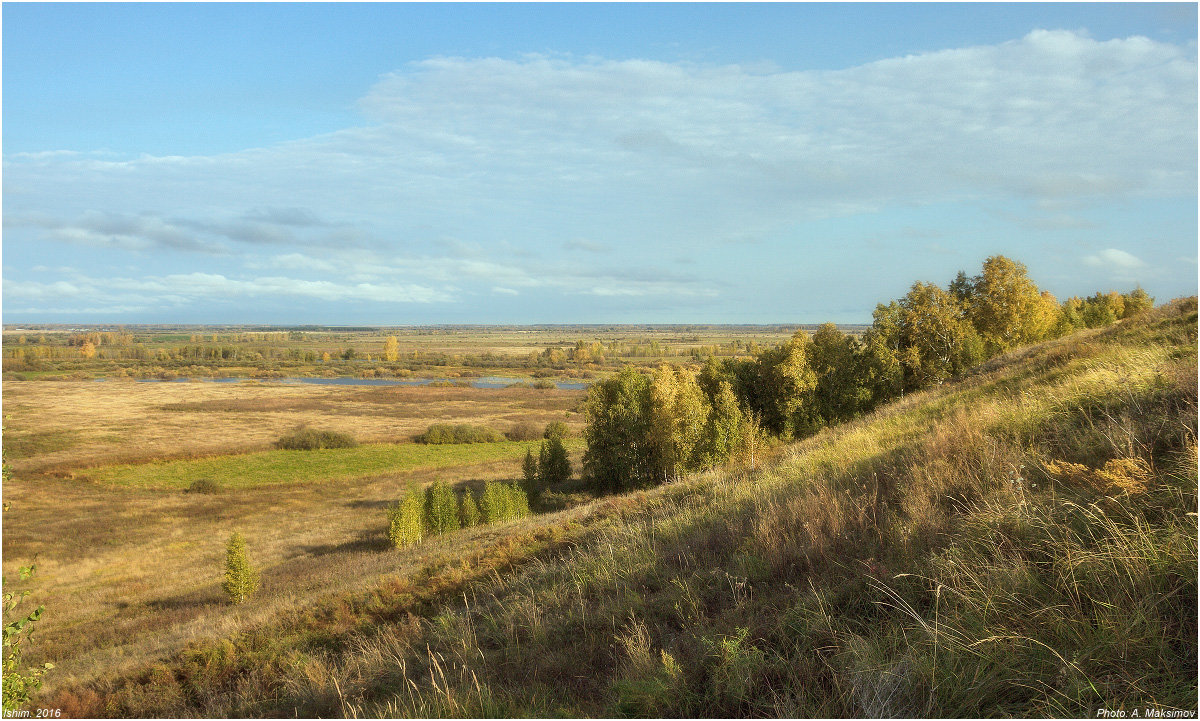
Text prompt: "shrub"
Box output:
[[531, 379, 557, 389], [505, 421, 543, 441], [221, 532, 259, 605], [185, 478, 221, 494], [425, 481, 460, 534], [416, 424, 505, 444], [543, 421, 569, 440], [2, 564, 52, 712], [388, 490, 425, 548], [275, 426, 358, 450]]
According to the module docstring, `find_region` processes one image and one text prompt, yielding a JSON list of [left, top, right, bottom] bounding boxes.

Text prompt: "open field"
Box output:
[[1, 368, 590, 692], [3, 380, 585, 473], [4, 308, 1196, 716]]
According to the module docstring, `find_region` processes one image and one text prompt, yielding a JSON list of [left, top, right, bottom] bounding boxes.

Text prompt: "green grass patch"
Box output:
[[86, 439, 584, 490]]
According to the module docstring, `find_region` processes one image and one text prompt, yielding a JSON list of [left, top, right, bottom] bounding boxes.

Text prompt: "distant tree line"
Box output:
[[582, 256, 1154, 493]]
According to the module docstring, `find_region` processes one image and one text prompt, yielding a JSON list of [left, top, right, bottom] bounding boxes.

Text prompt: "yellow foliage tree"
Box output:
[[80, 341, 96, 359], [384, 335, 400, 362]]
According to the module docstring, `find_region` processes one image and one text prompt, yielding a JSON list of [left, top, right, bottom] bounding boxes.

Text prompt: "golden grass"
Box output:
[[1, 377, 590, 693], [2, 446, 584, 692], [3, 381, 584, 474]]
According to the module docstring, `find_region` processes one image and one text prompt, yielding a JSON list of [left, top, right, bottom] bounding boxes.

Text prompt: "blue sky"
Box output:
[[3, 3, 1196, 324]]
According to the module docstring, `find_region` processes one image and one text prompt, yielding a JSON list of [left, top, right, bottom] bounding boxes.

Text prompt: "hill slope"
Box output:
[[48, 299, 1197, 718]]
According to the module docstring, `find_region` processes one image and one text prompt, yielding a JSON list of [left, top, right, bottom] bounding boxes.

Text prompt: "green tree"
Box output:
[[583, 367, 654, 493], [747, 331, 820, 439], [507, 483, 531, 519], [479, 481, 509, 524], [647, 364, 709, 482], [540, 436, 572, 485], [388, 490, 425, 548], [478, 481, 530, 523], [522, 448, 539, 486], [424, 481, 460, 535], [1121, 287, 1154, 317], [896, 281, 983, 390], [1081, 291, 1121, 328], [695, 379, 744, 468], [860, 308, 905, 405], [459, 491, 481, 528], [809, 323, 869, 425], [222, 531, 259, 605]]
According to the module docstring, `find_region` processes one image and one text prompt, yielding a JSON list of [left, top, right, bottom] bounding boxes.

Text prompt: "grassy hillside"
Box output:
[[43, 299, 1197, 717]]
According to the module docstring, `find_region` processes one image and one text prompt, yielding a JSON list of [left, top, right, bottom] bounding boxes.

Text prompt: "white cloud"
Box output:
[[1084, 248, 1148, 270]]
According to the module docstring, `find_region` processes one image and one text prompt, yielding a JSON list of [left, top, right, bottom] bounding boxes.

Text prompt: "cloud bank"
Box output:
[[4, 30, 1195, 321]]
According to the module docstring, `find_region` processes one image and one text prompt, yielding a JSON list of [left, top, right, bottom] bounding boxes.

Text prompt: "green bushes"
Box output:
[[388, 481, 529, 549], [275, 426, 358, 450], [416, 424, 505, 444]]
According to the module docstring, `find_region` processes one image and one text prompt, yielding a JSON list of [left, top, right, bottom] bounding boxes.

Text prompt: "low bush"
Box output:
[[416, 424, 505, 444], [505, 421, 542, 441], [275, 426, 358, 450], [185, 478, 222, 494]]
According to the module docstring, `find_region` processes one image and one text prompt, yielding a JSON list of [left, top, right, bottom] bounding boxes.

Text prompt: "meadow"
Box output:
[[3, 306, 1196, 717], [0, 325, 792, 698]]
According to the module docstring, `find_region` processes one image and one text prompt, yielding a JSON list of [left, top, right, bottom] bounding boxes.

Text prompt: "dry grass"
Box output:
[[2, 446, 585, 692], [9, 303, 1196, 717], [3, 381, 584, 474], [1, 378, 588, 693]]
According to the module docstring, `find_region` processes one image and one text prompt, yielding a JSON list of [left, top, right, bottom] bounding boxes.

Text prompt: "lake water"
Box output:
[[117, 375, 588, 390]]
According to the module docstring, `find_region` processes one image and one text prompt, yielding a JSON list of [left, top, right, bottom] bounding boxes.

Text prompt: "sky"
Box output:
[[3, 2, 1197, 325]]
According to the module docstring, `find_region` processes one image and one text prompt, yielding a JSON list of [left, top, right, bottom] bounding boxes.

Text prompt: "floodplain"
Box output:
[[0, 324, 792, 691]]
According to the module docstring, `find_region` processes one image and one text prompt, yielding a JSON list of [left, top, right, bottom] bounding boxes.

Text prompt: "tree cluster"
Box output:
[[582, 364, 745, 493], [582, 256, 1153, 495], [388, 480, 530, 550]]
